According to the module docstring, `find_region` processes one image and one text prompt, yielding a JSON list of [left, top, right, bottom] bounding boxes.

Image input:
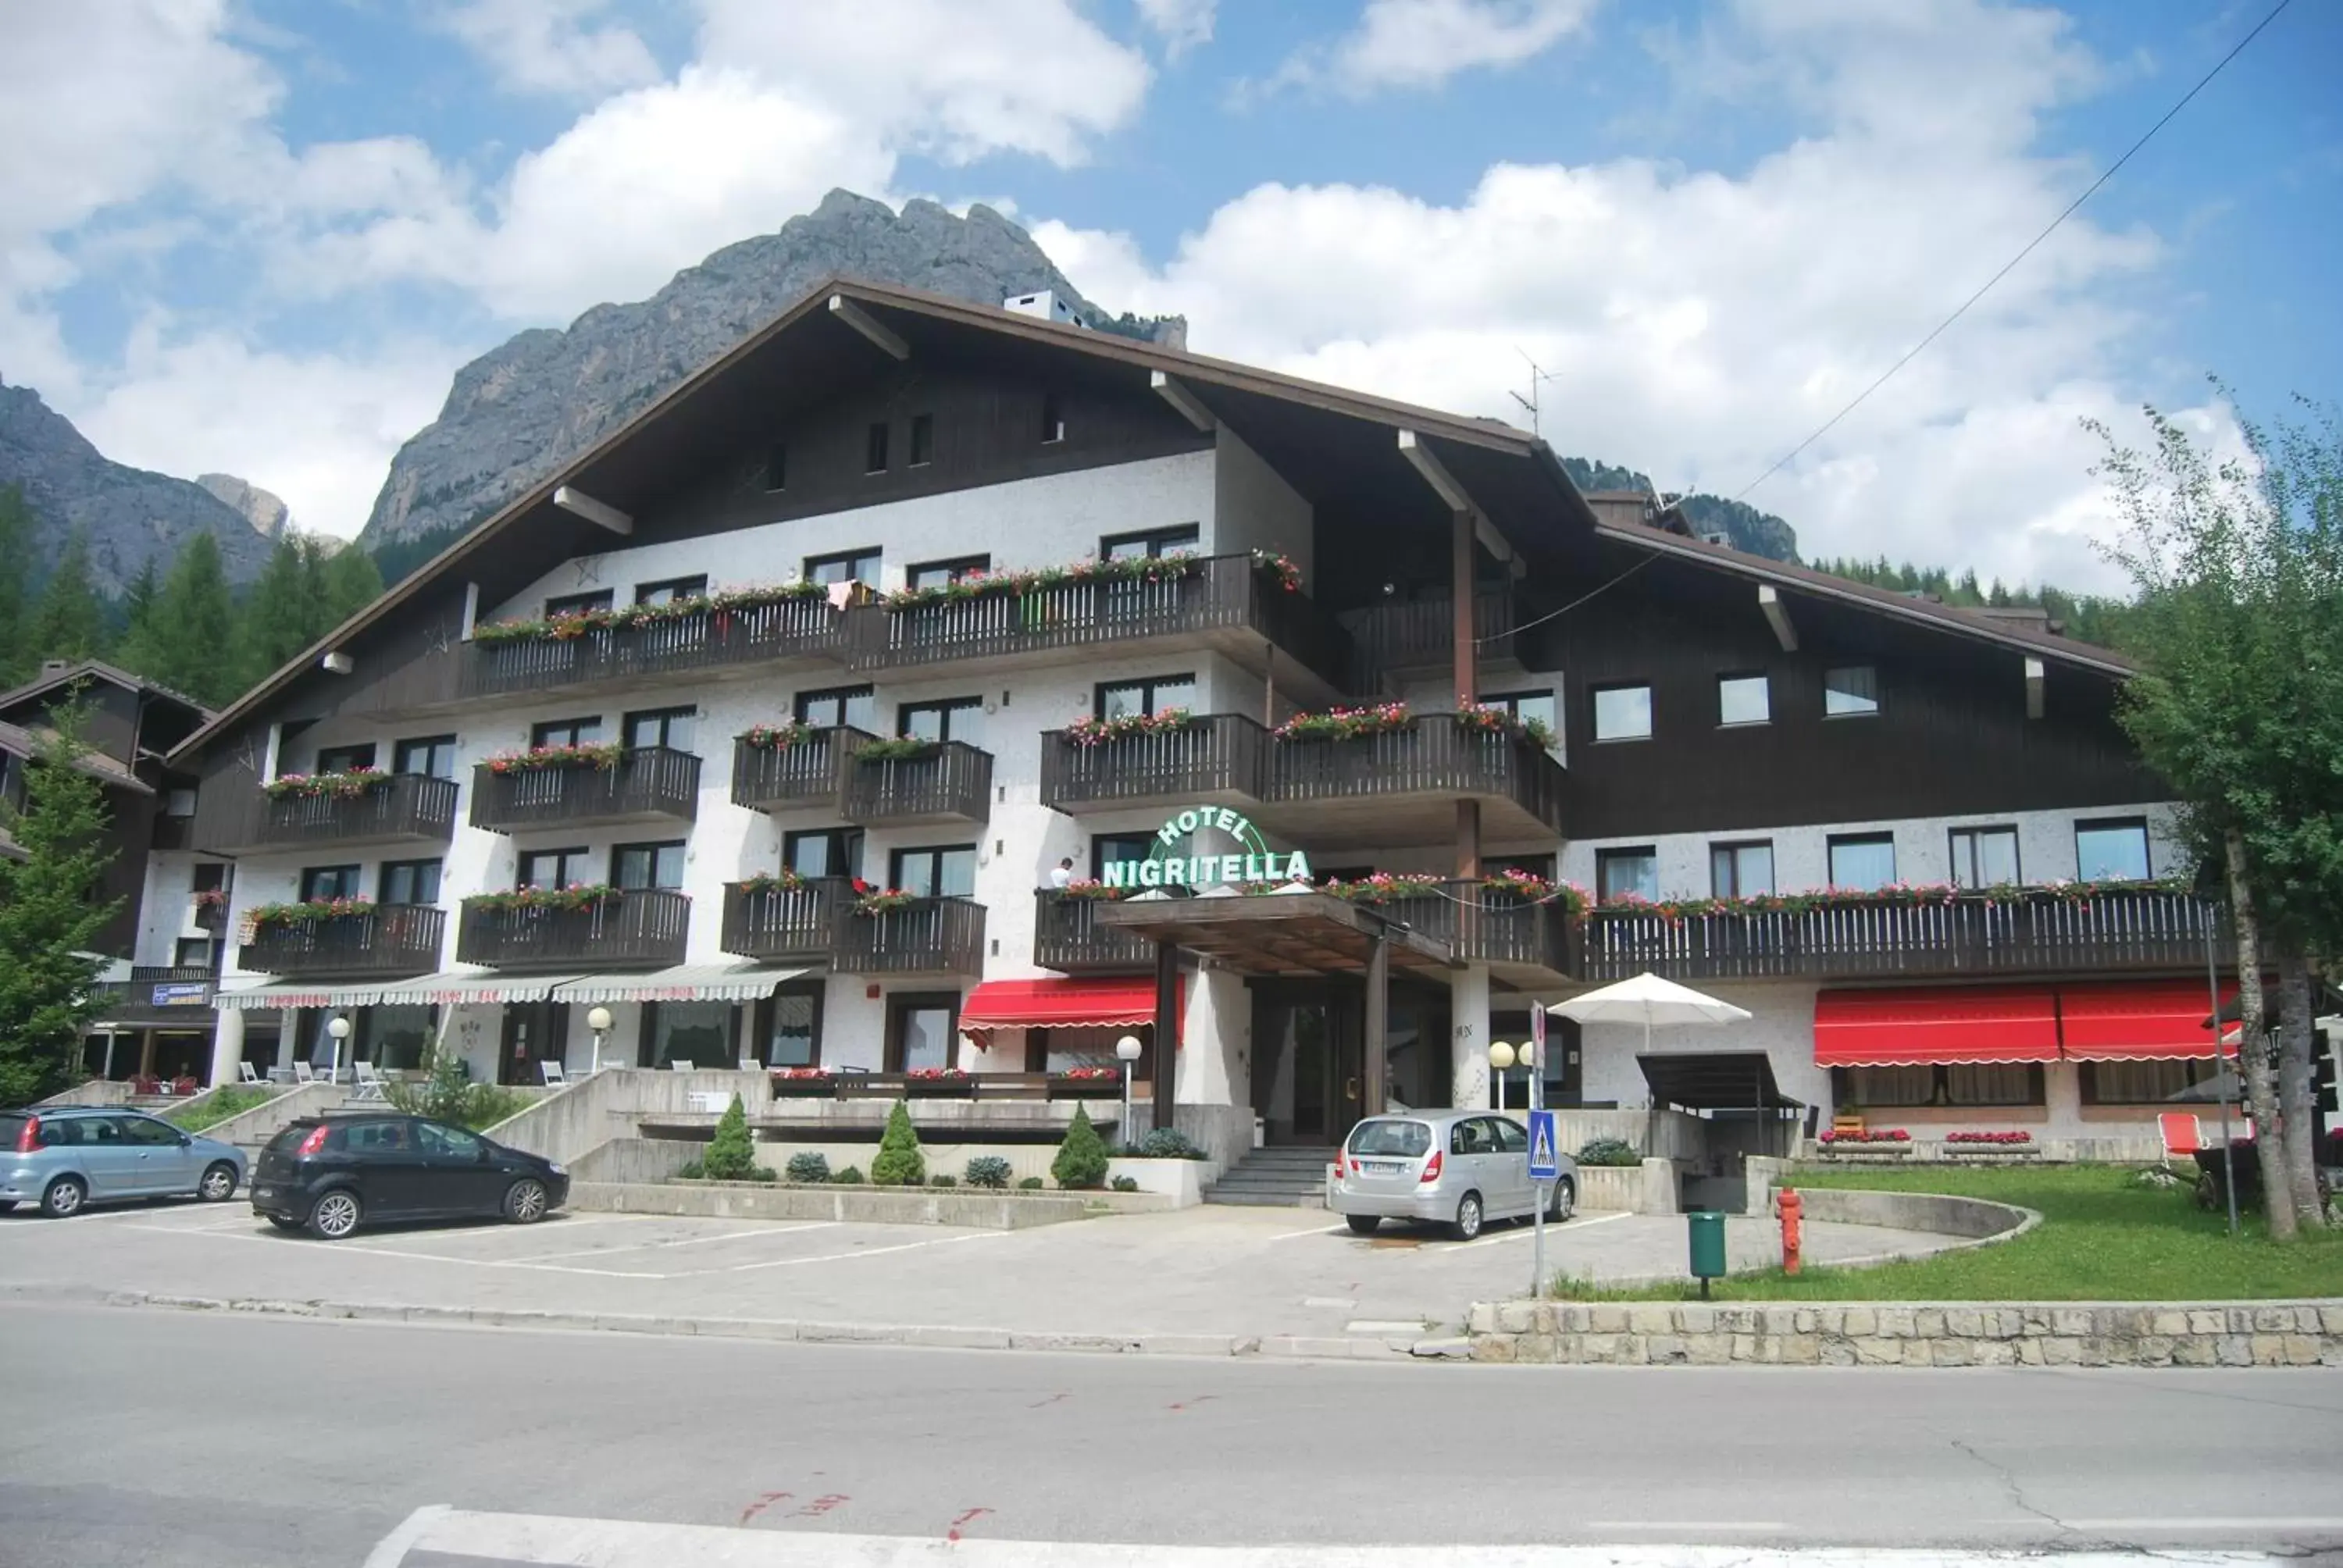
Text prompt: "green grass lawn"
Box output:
[[162, 1084, 279, 1132], [1551, 1164, 2343, 1303]]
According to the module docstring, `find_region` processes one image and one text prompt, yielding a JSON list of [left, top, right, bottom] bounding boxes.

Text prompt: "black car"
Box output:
[[250, 1114, 569, 1239]]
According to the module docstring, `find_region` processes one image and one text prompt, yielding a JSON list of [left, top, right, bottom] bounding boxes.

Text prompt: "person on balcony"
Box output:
[[1048, 857, 1074, 890]]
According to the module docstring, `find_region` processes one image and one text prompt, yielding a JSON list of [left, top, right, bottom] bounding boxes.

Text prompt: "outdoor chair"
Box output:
[[2159, 1111, 2203, 1172], [739, 1057, 758, 1073], [351, 1063, 387, 1103], [540, 1062, 568, 1089], [293, 1062, 316, 1085], [669, 1059, 694, 1071], [238, 1062, 263, 1085]]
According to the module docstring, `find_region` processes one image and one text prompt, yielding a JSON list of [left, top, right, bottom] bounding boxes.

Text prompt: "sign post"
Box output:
[[1528, 1001, 1550, 1300]]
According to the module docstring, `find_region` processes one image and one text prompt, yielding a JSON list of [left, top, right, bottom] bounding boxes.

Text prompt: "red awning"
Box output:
[[2058, 979, 2231, 1061], [960, 976, 1180, 1033], [1814, 985, 2060, 1067]]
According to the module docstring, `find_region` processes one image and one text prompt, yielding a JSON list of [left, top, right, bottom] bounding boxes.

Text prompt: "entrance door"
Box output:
[[1251, 989, 1364, 1146], [498, 1002, 569, 1086]]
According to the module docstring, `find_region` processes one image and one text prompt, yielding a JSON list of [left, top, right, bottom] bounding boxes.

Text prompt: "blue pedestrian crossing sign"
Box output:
[[1527, 1109, 1560, 1181]]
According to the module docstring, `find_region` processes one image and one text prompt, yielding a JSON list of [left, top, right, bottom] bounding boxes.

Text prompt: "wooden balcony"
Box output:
[[192, 899, 227, 934], [843, 554, 1352, 700], [462, 596, 847, 700], [1578, 888, 2230, 984], [456, 889, 689, 971], [840, 741, 993, 828], [719, 878, 845, 963], [91, 964, 219, 1022], [831, 896, 986, 975], [729, 726, 875, 812], [1344, 587, 1519, 690], [1039, 714, 1268, 815], [1262, 715, 1565, 848], [241, 905, 447, 978], [208, 772, 460, 855], [469, 747, 700, 834], [1381, 882, 1574, 985], [1033, 891, 1158, 973]]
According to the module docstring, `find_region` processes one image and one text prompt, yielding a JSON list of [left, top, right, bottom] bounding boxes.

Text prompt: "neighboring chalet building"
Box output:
[[164, 279, 2229, 1165], [0, 660, 228, 1082]]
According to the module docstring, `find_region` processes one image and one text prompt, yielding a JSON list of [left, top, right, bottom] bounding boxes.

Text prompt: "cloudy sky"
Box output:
[[3, 0, 2336, 590]]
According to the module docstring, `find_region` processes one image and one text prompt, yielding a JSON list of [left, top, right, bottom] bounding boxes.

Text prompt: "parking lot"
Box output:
[[0, 1196, 1960, 1352]]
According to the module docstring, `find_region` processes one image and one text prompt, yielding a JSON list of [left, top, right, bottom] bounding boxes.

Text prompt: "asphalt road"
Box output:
[[3, 1303, 2339, 1568]]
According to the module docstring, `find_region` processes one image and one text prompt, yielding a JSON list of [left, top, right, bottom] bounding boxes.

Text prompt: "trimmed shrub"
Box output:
[[1051, 1104, 1109, 1190], [964, 1156, 1013, 1190], [1018, 1176, 1045, 1191], [701, 1094, 757, 1181], [675, 1158, 704, 1179], [1576, 1137, 1641, 1167], [1124, 1127, 1206, 1160], [1110, 1174, 1139, 1192], [869, 1099, 926, 1186], [832, 1165, 866, 1185], [929, 1174, 957, 1188], [785, 1150, 832, 1185]]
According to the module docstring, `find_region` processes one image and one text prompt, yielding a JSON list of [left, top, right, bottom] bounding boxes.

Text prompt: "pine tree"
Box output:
[[0, 711, 120, 1105], [701, 1093, 757, 1181], [323, 543, 383, 623], [234, 538, 316, 691], [28, 528, 105, 662], [1050, 1103, 1108, 1190], [870, 1099, 926, 1186], [112, 558, 165, 681], [0, 486, 32, 685], [147, 534, 239, 707]]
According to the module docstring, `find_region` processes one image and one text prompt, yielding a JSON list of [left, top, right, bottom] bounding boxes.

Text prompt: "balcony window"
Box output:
[[908, 412, 933, 467], [191, 862, 229, 894], [622, 705, 696, 753], [905, 555, 990, 592], [1717, 673, 1771, 726], [314, 743, 376, 775], [1824, 665, 1880, 717], [784, 827, 863, 880], [634, 576, 706, 608], [613, 840, 686, 891], [865, 421, 890, 473], [2075, 818, 2152, 882], [1827, 833, 1896, 890], [646, 1000, 732, 1071], [795, 683, 875, 729], [545, 590, 613, 618], [1089, 832, 1154, 881], [900, 697, 982, 746], [299, 864, 362, 902], [761, 986, 823, 1068], [517, 846, 590, 890], [804, 548, 879, 587], [1710, 841, 1774, 898], [174, 936, 215, 969], [1484, 688, 1557, 736], [1097, 674, 1196, 720], [1591, 683, 1653, 742], [380, 858, 443, 905], [531, 716, 601, 750], [1596, 846, 1658, 903], [1949, 825, 2021, 889], [889, 993, 959, 1071], [890, 844, 975, 899], [1101, 524, 1200, 561], [394, 735, 457, 779], [363, 1004, 435, 1071]]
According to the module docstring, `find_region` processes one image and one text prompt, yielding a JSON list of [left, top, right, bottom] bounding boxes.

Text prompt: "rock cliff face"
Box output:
[[358, 189, 1178, 574], [0, 380, 276, 591], [196, 472, 291, 538], [1558, 455, 1799, 561]]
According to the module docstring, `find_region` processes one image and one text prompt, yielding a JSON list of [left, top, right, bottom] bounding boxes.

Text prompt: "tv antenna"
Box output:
[[1507, 348, 1563, 438]]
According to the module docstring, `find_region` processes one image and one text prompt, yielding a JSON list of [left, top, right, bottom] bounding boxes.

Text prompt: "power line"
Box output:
[[1731, 0, 2294, 503]]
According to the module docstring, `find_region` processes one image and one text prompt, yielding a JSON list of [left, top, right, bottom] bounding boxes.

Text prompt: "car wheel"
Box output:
[[503, 1178, 549, 1225], [1549, 1178, 1575, 1224], [198, 1162, 239, 1203], [266, 1216, 304, 1232], [1345, 1213, 1380, 1236], [40, 1176, 87, 1219], [307, 1189, 362, 1239], [1450, 1191, 1484, 1242]]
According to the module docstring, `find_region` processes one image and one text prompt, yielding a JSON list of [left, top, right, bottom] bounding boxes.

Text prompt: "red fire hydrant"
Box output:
[[1778, 1187, 1803, 1274]]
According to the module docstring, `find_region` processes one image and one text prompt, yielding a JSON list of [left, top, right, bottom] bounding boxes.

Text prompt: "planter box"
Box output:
[[1049, 1078, 1125, 1099], [1938, 1144, 2042, 1159], [769, 1078, 836, 1098], [1812, 1144, 1916, 1160], [1104, 1156, 1204, 1206], [903, 1077, 978, 1098]]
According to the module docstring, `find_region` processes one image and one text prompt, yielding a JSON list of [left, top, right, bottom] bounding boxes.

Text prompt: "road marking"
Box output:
[[518, 1222, 837, 1263], [704, 1230, 1004, 1275], [2064, 1519, 2343, 1531], [1344, 1319, 1433, 1335], [1271, 1224, 1346, 1241], [1581, 1522, 1795, 1531], [1301, 1295, 1357, 1308], [116, 1222, 672, 1278]]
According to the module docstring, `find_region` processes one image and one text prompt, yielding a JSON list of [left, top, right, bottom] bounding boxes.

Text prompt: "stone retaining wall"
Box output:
[[1466, 1299, 2343, 1367], [569, 1178, 1171, 1228]]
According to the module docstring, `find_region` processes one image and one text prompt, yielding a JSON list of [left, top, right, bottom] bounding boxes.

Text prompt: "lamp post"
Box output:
[[1488, 1041, 1514, 1116], [326, 1014, 352, 1089], [1115, 1033, 1143, 1149], [587, 1006, 614, 1074]]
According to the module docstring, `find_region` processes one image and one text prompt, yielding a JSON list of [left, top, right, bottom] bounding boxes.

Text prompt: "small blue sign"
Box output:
[[1527, 1109, 1560, 1181]]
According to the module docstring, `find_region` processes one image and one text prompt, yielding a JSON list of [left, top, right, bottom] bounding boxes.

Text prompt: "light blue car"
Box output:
[[1, 1106, 247, 1217]]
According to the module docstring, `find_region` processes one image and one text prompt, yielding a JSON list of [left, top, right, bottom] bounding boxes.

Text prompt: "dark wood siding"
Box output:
[[188, 725, 268, 856], [93, 786, 155, 957]]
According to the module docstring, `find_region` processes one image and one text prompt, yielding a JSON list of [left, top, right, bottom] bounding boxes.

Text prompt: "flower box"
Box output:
[[484, 742, 624, 775], [263, 768, 394, 801], [1049, 1072, 1126, 1099], [1063, 707, 1194, 747], [1275, 703, 1412, 743], [904, 1067, 975, 1098], [769, 1068, 835, 1098]]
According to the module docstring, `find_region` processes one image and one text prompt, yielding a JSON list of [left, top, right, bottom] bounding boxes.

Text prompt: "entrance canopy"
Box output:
[[961, 976, 1179, 1033], [1639, 1051, 1799, 1110], [1097, 891, 1455, 976]]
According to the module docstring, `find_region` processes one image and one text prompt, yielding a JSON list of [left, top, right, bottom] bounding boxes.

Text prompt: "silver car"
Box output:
[[1328, 1110, 1577, 1240], [1, 1107, 247, 1218]]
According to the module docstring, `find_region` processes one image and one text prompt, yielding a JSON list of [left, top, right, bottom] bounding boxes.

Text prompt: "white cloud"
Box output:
[[435, 0, 662, 97], [1270, 0, 1599, 97], [1136, 0, 1217, 59]]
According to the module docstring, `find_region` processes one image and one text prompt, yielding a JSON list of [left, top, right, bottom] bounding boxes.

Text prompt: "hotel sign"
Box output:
[[1100, 806, 1311, 892]]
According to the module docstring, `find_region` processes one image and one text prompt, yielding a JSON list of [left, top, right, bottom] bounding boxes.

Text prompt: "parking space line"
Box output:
[[1270, 1224, 1346, 1241], [116, 1222, 672, 1278], [694, 1229, 1005, 1276], [519, 1222, 837, 1263]]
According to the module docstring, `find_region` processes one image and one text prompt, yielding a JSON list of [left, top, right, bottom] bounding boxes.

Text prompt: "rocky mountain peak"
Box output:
[[196, 472, 291, 538]]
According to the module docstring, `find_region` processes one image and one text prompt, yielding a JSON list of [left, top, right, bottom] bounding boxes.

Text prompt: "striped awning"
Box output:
[[213, 981, 348, 1011], [554, 964, 808, 1005]]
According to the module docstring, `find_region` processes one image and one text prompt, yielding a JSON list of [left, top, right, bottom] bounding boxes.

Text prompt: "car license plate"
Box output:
[[1366, 1160, 1403, 1174]]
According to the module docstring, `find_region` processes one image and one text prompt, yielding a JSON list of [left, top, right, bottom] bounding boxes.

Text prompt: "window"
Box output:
[[1946, 1063, 2041, 1106], [633, 576, 706, 607], [865, 420, 890, 473], [531, 716, 601, 750], [784, 827, 864, 880], [905, 554, 990, 592], [622, 706, 695, 753], [761, 986, 824, 1068], [516, 846, 590, 890], [612, 840, 686, 890], [1710, 841, 1774, 898], [888, 993, 960, 1071], [1846, 1065, 1935, 1107], [544, 590, 614, 618], [1483, 688, 1558, 737], [795, 684, 876, 730], [393, 736, 456, 779], [173, 936, 214, 969], [1096, 674, 1196, 721], [343, 1120, 410, 1156], [804, 548, 880, 586], [899, 697, 982, 747], [2083, 1058, 2219, 1105], [298, 864, 362, 902], [764, 444, 787, 492], [1596, 846, 1658, 903], [1828, 833, 1897, 891], [908, 412, 933, 466], [416, 1122, 484, 1160], [122, 1115, 181, 1147], [191, 862, 228, 894], [1040, 392, 1065, 444], [1824, 665, 1880, 717], [1949, 825, 2021, 889], [1591, 683, 1653, 741], [2075, 818, 2152, 881], [644, 1000, 732, 1071], [890, 844, 976, 899], [1100, 524, 1200, 561], [1090, 832, 1156, 881], [1032, 1023, 1150, 1077], [1717, 673, 1771, 726], [314, 743, 376, 775], [362, 1004, 435, 1071], [1452, 1117, 1499, 1156], [380, 858, 443, 905]]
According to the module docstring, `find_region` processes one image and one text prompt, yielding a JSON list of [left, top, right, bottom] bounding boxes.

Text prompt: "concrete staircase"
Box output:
[[1206, 1146, 1337, 1207]]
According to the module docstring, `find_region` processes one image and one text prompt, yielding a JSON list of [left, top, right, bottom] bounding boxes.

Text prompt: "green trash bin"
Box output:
[[1686, 1210, 1727, 1297]]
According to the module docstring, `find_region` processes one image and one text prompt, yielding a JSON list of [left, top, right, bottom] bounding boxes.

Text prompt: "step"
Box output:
[[1204, 1189, 1328, 1208]]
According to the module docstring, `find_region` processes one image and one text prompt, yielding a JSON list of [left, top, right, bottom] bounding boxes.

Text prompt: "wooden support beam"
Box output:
[[1759, 584, 1797, 652], [1363, 932, 1389, 1118], [827, 294, 910, 360], [1151, 939, 1179, 1135], [1150, 370, 1216, 433], [552, 485, 633, 536]]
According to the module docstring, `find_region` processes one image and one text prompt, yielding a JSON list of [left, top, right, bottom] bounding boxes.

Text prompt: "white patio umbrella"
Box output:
[[1548, 971, 1753, 1058]]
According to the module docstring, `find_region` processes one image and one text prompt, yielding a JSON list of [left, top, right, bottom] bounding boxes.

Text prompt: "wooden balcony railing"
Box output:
[[729, 726, 876, 812], [1344, 588, 1517, 688], [1039, 714, 1268, 812], [469, 747, 700, 832], [1379, 882, 1574, 976], [241, 905, 447, 978], [719, 878, 845, 962], [192, 899, 227, 933], [840, 741, 993, 826], [1033, 891, 1159, 972], [830, 896, 986, 975], [1578, 888, 2230, 983], [1268, 715, 1564, 832], [91, 964, 219, 1019], [231, 772, 461, 853], [462, 597, 848, 699], [843, 554, 1352, 688], [456, 889, 689, 970]]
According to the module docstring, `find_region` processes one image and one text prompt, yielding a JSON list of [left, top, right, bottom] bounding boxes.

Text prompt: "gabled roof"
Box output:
[[0, 715, 154, 795], [0, 659, 213, 722]]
